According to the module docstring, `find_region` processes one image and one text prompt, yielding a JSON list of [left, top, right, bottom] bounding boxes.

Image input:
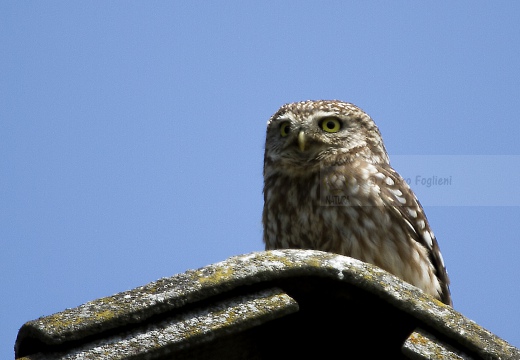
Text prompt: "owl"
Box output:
[[262, 100, 451, 305]]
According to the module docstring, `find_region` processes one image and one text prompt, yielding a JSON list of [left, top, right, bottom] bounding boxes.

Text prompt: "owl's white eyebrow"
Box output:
[[277, 110, 338, 123], [308, 110, 338, 121], [276, 114, 296, 122]]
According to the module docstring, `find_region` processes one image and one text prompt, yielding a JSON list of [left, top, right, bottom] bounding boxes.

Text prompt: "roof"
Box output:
[[15, 249, 520, 359]]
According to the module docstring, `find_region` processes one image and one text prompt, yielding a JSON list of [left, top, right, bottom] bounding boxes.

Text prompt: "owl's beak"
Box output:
[[298, 131, 306, 152]]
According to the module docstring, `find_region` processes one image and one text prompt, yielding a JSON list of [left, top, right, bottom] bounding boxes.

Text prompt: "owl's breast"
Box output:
[[263, 169, 395, 256], [262, 171, 381, 251]]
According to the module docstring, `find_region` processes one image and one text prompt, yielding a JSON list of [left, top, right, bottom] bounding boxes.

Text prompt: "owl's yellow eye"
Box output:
[[320, 117, 341, 133], [280, 122, 291, 137]]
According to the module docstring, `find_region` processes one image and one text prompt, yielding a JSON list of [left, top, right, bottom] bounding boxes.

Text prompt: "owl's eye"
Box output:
[[320, 117, 341, 133], [280, 122, 291, 137]]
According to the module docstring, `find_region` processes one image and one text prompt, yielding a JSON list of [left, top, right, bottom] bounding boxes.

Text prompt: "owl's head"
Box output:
[[264, 100, 389, 176]]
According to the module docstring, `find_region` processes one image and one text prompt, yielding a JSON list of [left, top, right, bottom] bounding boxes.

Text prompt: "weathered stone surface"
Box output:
[[16, 288, 297, 360], [403, 329, 472, 360], [15, 250, 520, 360]]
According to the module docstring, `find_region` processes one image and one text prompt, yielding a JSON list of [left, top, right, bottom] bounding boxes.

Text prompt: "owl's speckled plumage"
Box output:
[[262, 100, 452, 305]]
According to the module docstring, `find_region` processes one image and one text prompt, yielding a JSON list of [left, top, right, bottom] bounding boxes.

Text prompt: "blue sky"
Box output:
[[2, 2, 520, 357]]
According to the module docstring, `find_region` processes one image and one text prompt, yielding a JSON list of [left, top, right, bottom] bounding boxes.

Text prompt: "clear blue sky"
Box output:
[[2, 2, 520, 358]]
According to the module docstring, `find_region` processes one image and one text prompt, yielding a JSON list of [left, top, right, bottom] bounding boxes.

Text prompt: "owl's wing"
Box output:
[[374, 164, 452, 305]]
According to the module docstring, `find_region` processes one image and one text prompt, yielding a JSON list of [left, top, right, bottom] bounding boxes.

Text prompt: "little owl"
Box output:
[[262, 100, 451, 305]]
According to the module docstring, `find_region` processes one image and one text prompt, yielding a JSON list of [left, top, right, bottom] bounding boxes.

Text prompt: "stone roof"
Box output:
[[15, 249, 520, 359]]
